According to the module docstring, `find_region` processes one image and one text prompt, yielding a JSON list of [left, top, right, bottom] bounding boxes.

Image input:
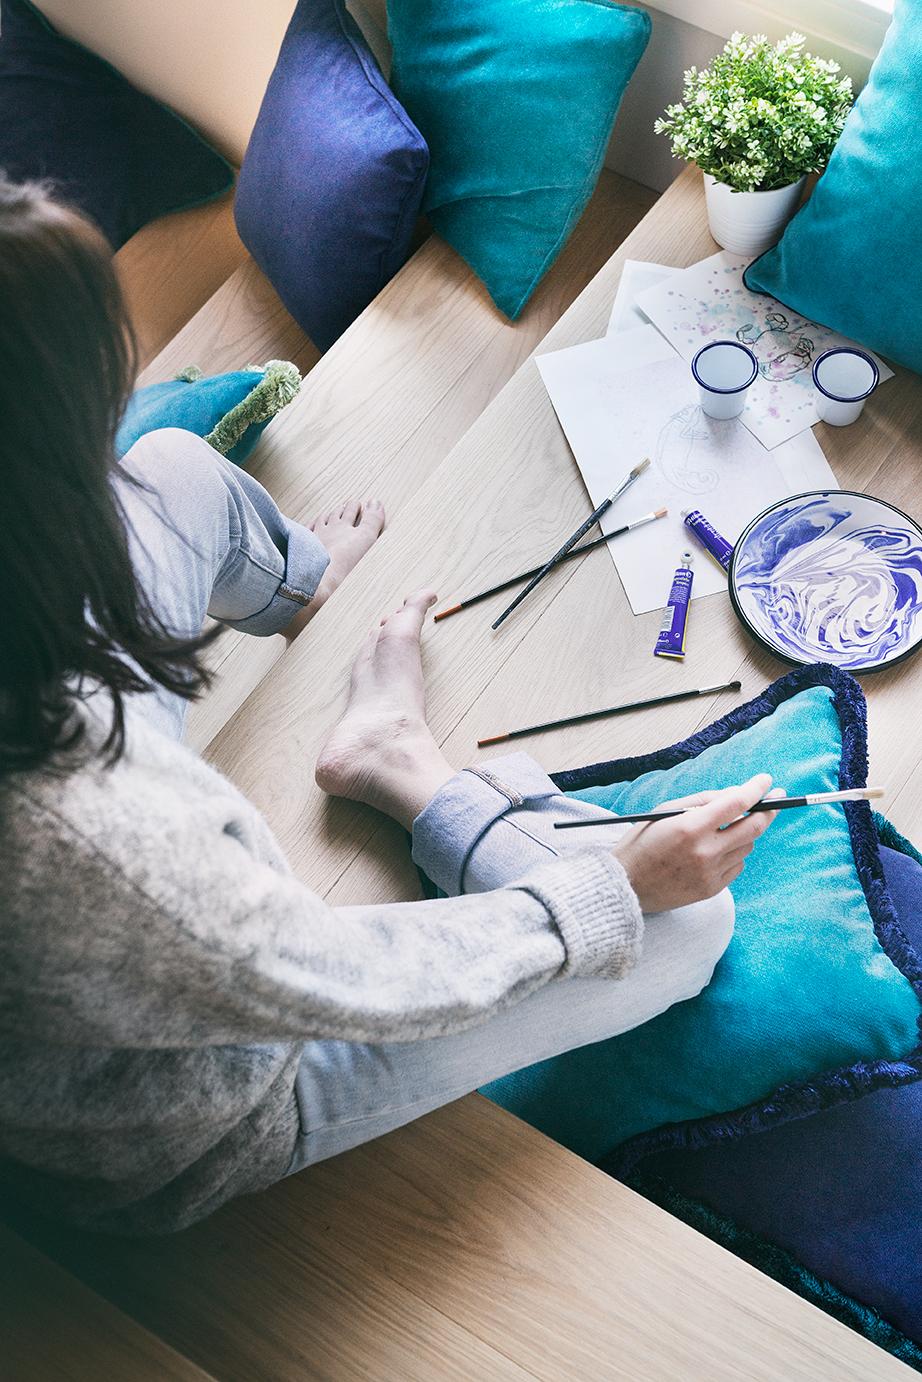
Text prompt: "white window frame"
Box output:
[[647, 0, 893, 78]]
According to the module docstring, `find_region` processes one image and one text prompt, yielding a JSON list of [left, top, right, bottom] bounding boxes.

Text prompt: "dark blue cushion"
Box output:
[[234, 0, 429, 352], [628, 831, 922, 1348], [0, 0, 233, 248]]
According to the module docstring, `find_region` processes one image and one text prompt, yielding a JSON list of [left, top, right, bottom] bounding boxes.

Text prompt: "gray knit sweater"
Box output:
[[0, 708, 642, 1235]]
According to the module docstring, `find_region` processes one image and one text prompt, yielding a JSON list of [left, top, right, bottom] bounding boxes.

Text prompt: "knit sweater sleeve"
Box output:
[[8, 786, 644, 1049]]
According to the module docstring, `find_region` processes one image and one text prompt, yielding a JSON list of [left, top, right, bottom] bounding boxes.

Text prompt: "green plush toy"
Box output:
[[116, 359, 302, 465]]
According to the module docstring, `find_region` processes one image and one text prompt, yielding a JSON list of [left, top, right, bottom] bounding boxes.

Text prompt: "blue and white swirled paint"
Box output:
[[733, 495, 922, 670]]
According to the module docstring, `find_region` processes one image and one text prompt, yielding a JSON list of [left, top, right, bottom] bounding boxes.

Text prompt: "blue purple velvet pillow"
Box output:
[[0, 0, 233, 248], [234, 0, 428, 352]]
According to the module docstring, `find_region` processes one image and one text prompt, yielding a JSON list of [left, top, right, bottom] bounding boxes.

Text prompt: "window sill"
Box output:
[[645, 0, 893, 69]]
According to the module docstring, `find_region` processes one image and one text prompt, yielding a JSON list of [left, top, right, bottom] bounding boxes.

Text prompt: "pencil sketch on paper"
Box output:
[[654, 404, 720, 496], [535, 340, 839, 614]]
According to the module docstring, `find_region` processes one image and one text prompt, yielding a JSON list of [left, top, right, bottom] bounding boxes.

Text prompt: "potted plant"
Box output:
[[655, 32, 854, 256]]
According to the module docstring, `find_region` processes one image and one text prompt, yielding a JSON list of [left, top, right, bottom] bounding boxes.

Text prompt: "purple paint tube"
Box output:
[[682, 508, 734, 572], [654, 552, 694, 660]]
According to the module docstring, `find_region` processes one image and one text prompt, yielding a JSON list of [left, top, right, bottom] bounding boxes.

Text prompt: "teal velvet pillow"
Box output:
[[116, 362, 301, 466], [387, 0, 651, 319], [483, 667, 922, 1164], [744, 0, 921, 372]]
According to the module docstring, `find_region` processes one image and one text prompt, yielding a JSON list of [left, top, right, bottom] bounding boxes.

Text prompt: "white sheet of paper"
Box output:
[[607, 260, 680, 336], [635, 251, 893, 450], [536, 342, 838, 614]]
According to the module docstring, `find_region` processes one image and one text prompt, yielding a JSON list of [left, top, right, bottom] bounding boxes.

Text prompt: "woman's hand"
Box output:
[[615, 773, 779, 914]]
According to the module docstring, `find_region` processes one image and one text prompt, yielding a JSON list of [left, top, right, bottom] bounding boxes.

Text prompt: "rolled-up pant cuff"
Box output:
[[411, 752, 563, 896]]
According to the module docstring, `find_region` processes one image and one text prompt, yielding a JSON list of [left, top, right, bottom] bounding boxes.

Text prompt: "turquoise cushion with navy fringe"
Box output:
[[483, 665, 922, 1164], [116, 361, 301, 466]]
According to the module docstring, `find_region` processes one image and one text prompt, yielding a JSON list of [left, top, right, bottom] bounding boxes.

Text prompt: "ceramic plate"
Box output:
[[729, 490, 922, 672]]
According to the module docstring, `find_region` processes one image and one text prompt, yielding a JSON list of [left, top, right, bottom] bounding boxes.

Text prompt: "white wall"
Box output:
[[606, 8, 725, 193], [38, 1, 878, 194], [38, 0, 306, 162]]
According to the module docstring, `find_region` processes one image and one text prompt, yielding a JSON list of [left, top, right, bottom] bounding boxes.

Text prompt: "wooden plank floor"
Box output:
[[1, 1222, 214, 1381], [115, 190, 248, 371], [12, 1098, 909, 1382], [13, 168, 915, 1381], [126, 165, 917, 1378], [168, 169, 655, 750]]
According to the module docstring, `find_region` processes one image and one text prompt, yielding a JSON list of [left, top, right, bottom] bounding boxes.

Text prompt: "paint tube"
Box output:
[[682, 508, 734, 572], [654, 552, 693, 660]]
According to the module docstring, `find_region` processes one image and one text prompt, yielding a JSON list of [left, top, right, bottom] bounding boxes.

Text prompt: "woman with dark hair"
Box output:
[[0, 178, 775, 1234]]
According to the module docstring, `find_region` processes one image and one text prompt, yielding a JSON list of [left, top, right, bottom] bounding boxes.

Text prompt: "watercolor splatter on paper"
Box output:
[[732, 493, 922, 671], [636, 252, 893, 450]]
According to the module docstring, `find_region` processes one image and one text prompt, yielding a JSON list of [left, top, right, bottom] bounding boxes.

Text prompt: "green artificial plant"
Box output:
[[655, 31, 854, 193]]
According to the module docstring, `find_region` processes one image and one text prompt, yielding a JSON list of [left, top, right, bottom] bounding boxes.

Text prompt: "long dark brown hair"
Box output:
[[0, 175, 211, 775]]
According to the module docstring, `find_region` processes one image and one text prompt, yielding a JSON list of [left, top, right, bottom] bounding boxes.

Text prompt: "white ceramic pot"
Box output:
[[703, 173, 806, 257]]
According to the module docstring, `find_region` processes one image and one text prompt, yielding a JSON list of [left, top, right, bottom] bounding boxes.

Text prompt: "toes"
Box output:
[[361, 498, 386, 534], [341, 498, 361, 525], [405, 588, 438, 612], [381, 589, 436, 642]]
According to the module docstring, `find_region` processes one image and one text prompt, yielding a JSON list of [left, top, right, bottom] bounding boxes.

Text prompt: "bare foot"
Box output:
[[283, 498, 385, 640], [316, 589, 454, 829]]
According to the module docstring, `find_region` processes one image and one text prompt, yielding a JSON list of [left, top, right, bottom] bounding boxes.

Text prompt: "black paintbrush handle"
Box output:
[[554, 796, 811, 829], [491, 495, 614, 630], [435, 526, 632, 621], [477, 680, 741, 748]]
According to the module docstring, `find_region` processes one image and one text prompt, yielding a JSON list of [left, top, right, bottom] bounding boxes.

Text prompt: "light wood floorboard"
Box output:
[[1, 1221, 214, 1381], [115, 190, 247, 372], [183, 169, 655, 750], [15, 1098, 908, 1381], [23, 168, 914, 1381]]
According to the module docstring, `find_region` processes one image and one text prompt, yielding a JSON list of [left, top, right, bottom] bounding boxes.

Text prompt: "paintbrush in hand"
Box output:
[[552, 786, 885, 830], [491, 457, 652, 630]]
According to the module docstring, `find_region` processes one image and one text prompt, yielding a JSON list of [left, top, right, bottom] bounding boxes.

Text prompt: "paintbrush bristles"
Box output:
[[630, 457, 651, 478], [653, 506, 667, 518]]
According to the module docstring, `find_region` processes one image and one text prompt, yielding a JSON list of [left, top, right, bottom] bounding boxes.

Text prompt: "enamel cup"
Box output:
[[692, 340, 759, 420]]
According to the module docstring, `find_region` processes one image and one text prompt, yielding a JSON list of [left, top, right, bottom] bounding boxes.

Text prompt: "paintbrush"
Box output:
[[552, 786, 885, 830], [478, 680, 741, 748], [434, 508, 667, 623], [491, 457, 652, 630]]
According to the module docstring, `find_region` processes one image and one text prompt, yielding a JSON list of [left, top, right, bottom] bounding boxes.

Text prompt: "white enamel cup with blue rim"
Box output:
[[812, 346, 880, 426], [691, 340, 759, 420]]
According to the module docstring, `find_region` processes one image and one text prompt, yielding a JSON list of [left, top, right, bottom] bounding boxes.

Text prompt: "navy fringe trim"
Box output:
[[549, 664, 922, 1176]]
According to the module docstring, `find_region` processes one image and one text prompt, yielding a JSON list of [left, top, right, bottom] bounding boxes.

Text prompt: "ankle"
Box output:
[[378, 755, 455, 831], [282, 575, 334, 642]]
